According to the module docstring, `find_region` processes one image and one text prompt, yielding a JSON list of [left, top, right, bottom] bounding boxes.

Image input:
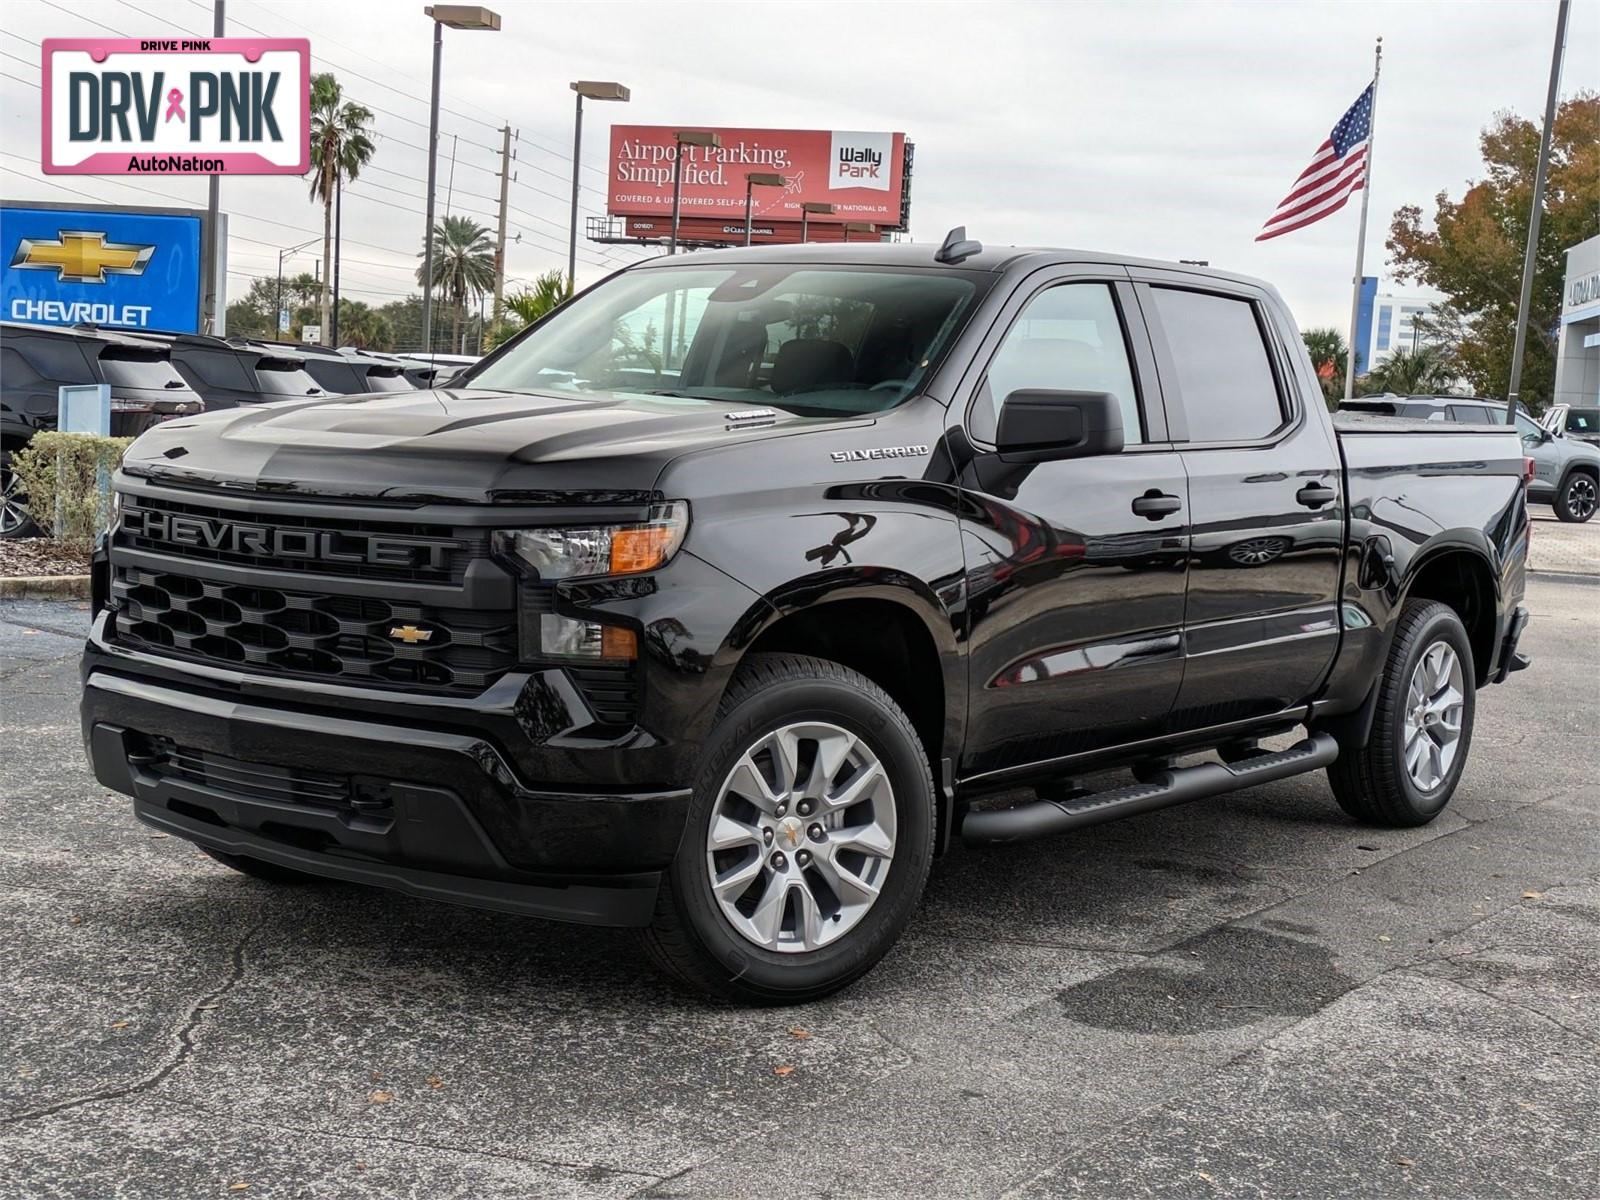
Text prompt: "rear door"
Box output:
[[954, 268, 1190, 775], [1132, 274, 1345, 728]]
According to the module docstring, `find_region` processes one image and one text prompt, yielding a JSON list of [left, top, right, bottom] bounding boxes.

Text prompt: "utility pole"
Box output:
[[493, 124, 513, 328], [202, 0, 224, 332], [1506, 0, 1570, 422]]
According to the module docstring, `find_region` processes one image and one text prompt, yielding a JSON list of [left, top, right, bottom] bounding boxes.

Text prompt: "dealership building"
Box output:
[[1554, 234, 1600, 407]]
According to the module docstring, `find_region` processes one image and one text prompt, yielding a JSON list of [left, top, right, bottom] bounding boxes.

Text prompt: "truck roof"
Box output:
[[626, 240, 1275, 292]]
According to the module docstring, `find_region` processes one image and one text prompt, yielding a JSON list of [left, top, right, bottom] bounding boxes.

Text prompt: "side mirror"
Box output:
[[995, 389, 1124, 462]]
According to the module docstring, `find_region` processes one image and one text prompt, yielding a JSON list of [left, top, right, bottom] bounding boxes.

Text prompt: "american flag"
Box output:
[[1256, 83, 1375, 242]]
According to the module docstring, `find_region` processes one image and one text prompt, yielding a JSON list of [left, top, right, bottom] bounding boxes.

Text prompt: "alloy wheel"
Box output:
[[0, 467, 32, 538], [1403, 641, 1465, 793], [1565, 475, 1596, 521], [1227, 537, 1286, 566], [705, 721, 896, 953]]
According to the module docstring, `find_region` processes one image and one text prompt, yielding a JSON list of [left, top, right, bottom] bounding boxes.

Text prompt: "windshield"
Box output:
[[471, 265, 978, 416]]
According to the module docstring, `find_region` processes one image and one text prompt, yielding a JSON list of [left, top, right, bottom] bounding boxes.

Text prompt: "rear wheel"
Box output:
[[201, 847, 320, 884], [643, 653, 935, 1003], [1554, 472, 1597, 523], [1327, 600, 1475, 827]]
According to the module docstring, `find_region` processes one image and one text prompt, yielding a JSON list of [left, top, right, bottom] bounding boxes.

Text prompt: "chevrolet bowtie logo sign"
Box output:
[[10, 231, 155, 284], [388, 625, 434, 645]]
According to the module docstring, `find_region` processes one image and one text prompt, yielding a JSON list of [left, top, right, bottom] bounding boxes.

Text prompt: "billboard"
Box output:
[[608, 126, 907, 231], [42, 38, 310, 175], [1, 202, 205, 332], [623, 217, 881, 245]]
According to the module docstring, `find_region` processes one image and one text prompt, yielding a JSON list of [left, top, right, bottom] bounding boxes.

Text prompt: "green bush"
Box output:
[[11, 432, 132, 545]]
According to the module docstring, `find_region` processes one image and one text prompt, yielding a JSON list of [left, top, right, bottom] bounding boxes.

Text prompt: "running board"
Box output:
[[960, 733, 1340, 847]]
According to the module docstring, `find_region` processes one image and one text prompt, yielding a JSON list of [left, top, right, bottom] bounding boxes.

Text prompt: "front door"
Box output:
[[955, 273, 1189, 779]]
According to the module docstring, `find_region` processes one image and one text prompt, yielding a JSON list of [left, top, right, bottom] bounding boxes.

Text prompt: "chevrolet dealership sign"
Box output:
[[42, 37, 309, 175], [1, 203, 206, 331]]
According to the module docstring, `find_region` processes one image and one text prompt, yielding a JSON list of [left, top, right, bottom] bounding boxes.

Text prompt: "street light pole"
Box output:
[[420, 19, 443, 355], [568, 81, 629, 291], [330, 172, 342, 345], [668, 130, 720, 255], [743, 171, 786, 248], [276, 235, 319, 338], [1506, 0, 1570, 422], [420, 6, 501, 356], [203, 0, 224, 332], [800, 201, 833, 244]]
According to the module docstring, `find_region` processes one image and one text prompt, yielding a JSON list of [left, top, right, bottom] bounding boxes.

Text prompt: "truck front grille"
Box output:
[[115, 494, 484, 585], [111, 565, 516, 695]]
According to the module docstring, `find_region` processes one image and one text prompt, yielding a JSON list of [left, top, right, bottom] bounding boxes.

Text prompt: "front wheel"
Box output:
[[1554, 472, 1597, 523], [1327, 599, 1475, 827], [643, 654, 935, 1003], [1, 451, 40, 540]]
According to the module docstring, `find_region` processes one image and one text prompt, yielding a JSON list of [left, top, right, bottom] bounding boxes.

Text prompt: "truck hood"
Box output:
[[120, 388, 834, 504]]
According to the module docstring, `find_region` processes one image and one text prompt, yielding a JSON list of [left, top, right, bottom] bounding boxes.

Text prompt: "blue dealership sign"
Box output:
[[1, 202, 204, 332]]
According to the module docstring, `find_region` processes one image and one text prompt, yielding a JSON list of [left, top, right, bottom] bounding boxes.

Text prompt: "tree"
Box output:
[[417, 215, 496, 353], [376, 295, 423, 352], [1387, 94, 1599, 412], [307, 73, 375, 342], [1301, 326, 1350, 409], [504, 270, 573, 326], [1358, 345, 1459, 397], [335, 299, 393, 350]]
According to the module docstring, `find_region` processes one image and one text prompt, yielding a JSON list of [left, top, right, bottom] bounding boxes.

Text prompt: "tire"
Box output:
[[1554, 471, 1597, 523], [201, 847, 321, 884], [642, 653, 935, 1004], [1327, 599, 1475, 828], [1, 450, 41, 540]]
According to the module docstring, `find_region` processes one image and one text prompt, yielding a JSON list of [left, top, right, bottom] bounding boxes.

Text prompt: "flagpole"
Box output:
[[1343, 36, 1382, 401]]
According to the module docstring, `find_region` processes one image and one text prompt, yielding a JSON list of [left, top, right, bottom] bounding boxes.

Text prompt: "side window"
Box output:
[[1448, 405, 1494, 425], [974, 282, 1143, 445], [1150, 288, 1287, 443], [1514, 413, 1544, 444]]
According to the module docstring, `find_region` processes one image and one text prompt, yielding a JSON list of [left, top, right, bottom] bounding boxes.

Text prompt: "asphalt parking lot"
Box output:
[[1, 568, 1595, 1199]]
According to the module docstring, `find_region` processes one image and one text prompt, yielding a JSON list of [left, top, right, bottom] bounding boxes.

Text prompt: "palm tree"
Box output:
[[504, 270, 573, 326], [1359, 345, 1458, 397], [307, 73, 375, 341], [1301, 327, 1350, 409], [417, 215, 496, 353]]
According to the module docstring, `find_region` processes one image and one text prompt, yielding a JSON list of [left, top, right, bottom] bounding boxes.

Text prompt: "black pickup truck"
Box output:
[[81, 235, 1531, 1002]]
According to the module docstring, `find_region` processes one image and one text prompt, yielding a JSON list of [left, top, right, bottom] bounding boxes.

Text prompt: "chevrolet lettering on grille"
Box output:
[[121, 507, 456, 571]]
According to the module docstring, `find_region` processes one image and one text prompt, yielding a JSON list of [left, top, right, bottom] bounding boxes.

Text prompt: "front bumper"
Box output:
[[83, 671, 690, 926]]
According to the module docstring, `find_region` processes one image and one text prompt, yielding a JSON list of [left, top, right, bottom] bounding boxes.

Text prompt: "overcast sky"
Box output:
[[3, 0, 1597, 333]]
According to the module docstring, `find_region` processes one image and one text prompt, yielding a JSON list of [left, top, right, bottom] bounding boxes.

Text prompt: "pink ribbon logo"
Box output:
[[164, 88, 185, 123]]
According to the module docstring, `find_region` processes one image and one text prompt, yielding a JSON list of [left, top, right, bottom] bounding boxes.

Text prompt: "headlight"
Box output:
[[494, 502, 688, 661], [492, 501, 689, 579]]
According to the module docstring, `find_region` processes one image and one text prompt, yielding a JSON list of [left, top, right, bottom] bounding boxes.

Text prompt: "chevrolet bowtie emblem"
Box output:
[[389, 625, 434, 645], [10, 231, 155, 284]]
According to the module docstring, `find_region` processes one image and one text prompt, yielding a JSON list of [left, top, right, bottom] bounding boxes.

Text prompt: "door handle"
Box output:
[[1131, 491, 1182, 520], [1296, 483, 1337, 508]]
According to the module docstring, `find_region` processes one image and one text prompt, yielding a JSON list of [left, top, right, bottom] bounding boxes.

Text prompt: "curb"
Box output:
[[0, 574, 91, 600]]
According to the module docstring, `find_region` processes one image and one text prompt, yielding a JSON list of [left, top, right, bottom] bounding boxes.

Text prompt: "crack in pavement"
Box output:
[[1402, 968, 1598, 1045], [147, 1095, 668, 1185], [0, 919, 263, 1128]]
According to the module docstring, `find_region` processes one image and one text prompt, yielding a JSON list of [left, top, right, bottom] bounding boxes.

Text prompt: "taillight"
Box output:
[[1523, 457, 1536, 484]]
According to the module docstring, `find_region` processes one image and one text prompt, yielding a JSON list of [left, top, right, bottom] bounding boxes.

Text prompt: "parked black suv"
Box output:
[[1, 322, 203, 538], [146, 333, 329, 410], [255, 342, 417, 396], [83, 240, 1531, 1001]]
